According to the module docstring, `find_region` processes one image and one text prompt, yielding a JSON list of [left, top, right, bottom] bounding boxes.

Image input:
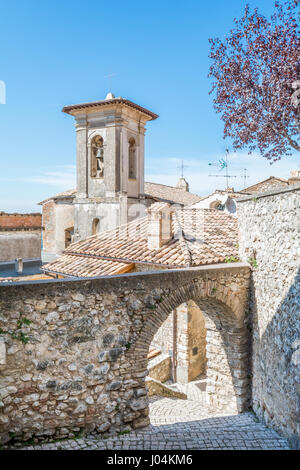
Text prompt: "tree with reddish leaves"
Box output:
[[209, 0, 300, 162]]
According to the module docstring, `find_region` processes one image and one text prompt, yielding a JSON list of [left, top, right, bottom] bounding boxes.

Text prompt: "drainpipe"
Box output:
[[172, 309, 177, 383]]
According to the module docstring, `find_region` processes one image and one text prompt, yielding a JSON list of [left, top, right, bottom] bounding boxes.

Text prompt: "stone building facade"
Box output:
[[0, 213, 42, 262], [63, 93, 158, 244], [237, 183, 300, 446], [39, 93, 204, 259], [40, 193, 75, 257]]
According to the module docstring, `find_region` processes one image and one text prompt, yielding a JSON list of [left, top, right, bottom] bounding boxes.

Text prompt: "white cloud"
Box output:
[[0, 165, 76, 188]]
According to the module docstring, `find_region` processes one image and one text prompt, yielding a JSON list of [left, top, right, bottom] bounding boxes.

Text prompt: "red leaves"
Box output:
[[208, 0, 300, 160]]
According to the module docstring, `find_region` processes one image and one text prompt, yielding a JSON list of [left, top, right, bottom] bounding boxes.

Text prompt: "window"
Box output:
[[91, 136, 104, 178], [209, 200, 225, 211], [65, 227, 74, 248], [92, 218, 100, 235], [128, 138, 136, 179]]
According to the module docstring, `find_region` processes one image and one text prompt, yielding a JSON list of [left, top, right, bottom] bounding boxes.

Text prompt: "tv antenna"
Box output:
[[208, 149, 237, 189], [241, 168, 250, 188]]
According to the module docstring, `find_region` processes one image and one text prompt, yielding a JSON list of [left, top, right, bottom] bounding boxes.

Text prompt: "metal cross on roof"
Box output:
[[104, 73, 118, 92], [177, 160, 188, 178]]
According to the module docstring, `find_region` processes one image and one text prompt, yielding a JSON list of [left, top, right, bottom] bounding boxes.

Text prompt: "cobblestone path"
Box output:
[[13, 396, 289, 450]]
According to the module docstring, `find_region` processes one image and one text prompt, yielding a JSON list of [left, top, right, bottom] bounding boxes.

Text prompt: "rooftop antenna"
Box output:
[[208, 149, 237, 189], [177, 160, 188, 178], [104, 73, 118, 92], [241, 168, 250, 188]]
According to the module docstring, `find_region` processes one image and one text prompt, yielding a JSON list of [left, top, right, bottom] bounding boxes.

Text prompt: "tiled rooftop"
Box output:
[[43, 208, 239, 278], [43, 256, 133, 278], [38, 182, 202, 207], [144, 182, 202, 206], [240, 176, 289, 194]]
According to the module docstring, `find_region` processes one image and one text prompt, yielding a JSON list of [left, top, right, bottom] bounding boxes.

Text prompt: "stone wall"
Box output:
[[148, 355, 171, 382], [0, 265, 250, 444], [42, 200, 74, 255], [150, 313, 173, 355], [187, 301, 206, 381], [237, 184, 300, 445], [0, 213, 42, 230], [0, 212, 42, 262], [0, 231, 41, 262]]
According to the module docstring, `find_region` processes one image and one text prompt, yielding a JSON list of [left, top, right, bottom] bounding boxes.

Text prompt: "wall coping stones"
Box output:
[[0, 262, 251, 288], [236, 182, 300, 203]]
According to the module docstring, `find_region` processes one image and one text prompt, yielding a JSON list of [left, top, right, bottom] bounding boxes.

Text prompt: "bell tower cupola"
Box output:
[[62, 93, 158, 241]]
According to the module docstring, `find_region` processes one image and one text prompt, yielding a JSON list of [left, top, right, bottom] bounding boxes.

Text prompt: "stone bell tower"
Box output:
[[62, 92, 158, 241]]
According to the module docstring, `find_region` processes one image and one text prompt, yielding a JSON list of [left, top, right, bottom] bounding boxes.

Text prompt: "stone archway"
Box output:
[[127, 279, 250, 418], [0, 264, 251, 441]]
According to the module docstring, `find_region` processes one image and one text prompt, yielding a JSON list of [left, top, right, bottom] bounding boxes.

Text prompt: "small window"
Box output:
[[92, 218, 100, 235], [65, 227, 74, 248], [128, 138, 136, 179], [209, 200, 225, 211]]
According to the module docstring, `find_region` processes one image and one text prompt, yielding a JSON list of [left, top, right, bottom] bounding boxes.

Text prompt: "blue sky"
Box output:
[[0, 0, 298, 212]]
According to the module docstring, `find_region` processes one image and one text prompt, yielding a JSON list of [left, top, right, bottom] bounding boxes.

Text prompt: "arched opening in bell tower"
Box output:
[[91, 135, 104, 178], [128, 137, 136, 179]]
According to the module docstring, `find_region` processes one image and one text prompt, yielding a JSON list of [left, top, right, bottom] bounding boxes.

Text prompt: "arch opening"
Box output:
[[92, 218, 100, 235], [127, 285, 250, 416], [64, 227, 74, 248], [91, 135, 104, 178], [128, 137, 136, 179]]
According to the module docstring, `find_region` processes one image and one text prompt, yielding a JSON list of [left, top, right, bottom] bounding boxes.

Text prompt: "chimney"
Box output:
[[147, 203, 172, 250], [15, 258, 23, 274]]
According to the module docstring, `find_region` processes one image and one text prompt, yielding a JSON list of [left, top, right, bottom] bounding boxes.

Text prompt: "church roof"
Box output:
[[42, 208, 239, 278], [38, 189, 76, 205], [38, 183, 202, 206], [144, 182, 202, 205], [62, 97, 158, 121]]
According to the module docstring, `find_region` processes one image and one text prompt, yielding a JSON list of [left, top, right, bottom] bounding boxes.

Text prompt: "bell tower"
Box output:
[[62, 93, 158, 241]]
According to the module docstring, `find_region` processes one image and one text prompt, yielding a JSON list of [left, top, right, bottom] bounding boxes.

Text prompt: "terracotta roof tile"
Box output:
[[43, 208, 239, 277], [38, 182, 202, 206], [43, 255, 133, 278], [62, 97, 159, 121], [144, 182, 202, 206]]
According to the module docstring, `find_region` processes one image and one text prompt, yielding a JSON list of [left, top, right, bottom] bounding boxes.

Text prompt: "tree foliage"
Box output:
[[209, 0, 300, 161]]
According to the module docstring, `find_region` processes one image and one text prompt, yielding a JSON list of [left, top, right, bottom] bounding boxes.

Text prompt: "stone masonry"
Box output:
[[0, 213, 42, 262], [0, 264, 250, 444], [237, 183, 300, 446]]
